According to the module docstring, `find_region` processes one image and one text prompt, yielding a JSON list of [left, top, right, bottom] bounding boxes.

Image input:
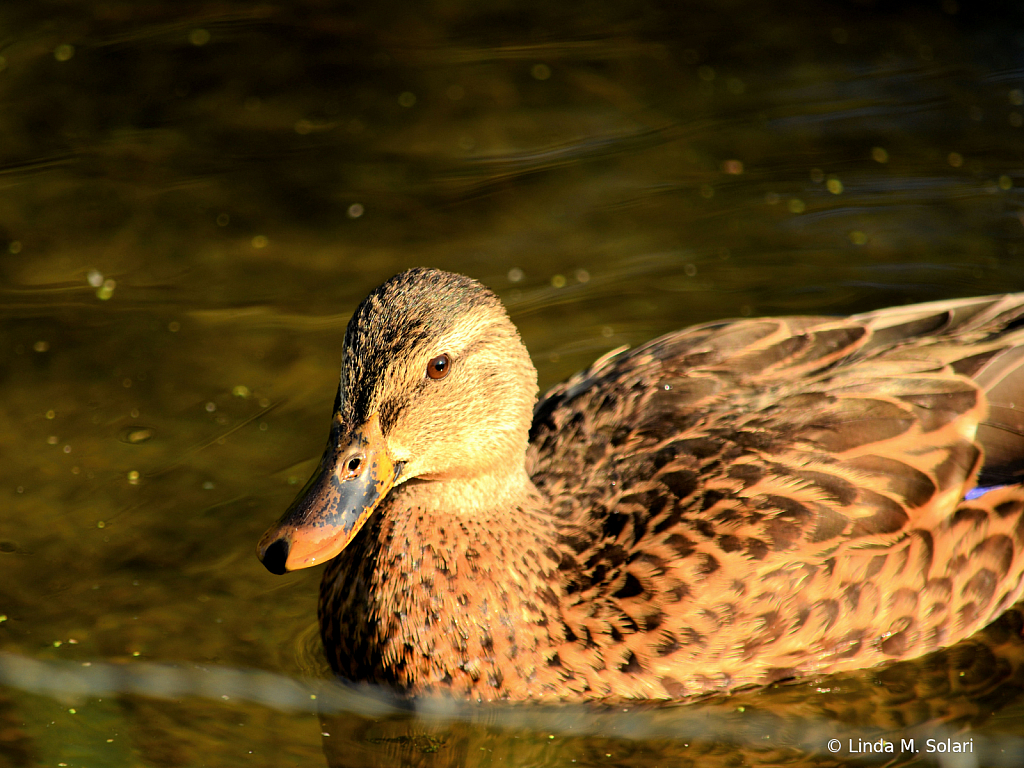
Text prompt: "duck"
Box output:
[[257, 268, 1024, 701]]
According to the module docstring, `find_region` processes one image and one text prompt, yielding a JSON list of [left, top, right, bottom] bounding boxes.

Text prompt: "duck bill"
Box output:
[[257, 413, 397, 574]]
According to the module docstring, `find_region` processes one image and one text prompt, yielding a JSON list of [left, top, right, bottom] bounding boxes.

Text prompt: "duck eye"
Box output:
[[426, 353, 451, 380]]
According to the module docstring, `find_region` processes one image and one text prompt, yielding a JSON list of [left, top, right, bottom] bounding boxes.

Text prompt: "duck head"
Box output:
[[257, 268, 538, 574]]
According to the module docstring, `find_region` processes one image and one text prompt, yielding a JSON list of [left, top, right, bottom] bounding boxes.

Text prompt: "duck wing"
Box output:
[[527, 294, 1024, 697]]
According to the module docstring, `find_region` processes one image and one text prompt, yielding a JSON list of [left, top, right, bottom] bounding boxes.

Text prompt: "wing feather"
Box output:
[[528, 294, 1024, 695]]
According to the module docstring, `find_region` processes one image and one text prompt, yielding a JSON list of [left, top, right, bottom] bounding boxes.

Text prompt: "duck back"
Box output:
[[526, 294, 1024, 696]]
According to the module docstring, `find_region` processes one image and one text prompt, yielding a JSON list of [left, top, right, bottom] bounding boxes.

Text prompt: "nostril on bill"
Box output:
[[261, 538, 290, 575]]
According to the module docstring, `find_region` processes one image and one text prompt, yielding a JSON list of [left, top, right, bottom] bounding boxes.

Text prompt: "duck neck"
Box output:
[[407, 461, 535, 512], [318, 467, 570, 699]]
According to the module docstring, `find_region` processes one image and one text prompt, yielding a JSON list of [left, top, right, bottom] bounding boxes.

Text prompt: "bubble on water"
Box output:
[[97, 279, 116, 300]]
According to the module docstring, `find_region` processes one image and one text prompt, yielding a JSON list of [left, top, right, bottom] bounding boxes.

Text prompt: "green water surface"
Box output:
[[1, 1, 1024, 766]]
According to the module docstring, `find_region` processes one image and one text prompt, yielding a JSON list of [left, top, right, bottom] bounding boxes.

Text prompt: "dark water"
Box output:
[[1, 0, 1024, 766]]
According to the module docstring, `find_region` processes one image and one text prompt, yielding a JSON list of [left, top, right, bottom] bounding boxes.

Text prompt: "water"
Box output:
[[1, 0, 1023, 765]]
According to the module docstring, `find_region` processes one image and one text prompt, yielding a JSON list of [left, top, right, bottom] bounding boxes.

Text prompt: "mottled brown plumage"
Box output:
[[259, 269, 1024, 701]]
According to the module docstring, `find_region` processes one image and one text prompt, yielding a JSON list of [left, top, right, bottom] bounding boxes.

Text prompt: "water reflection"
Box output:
[[3, 603, 1024, 766], [2, 0, 1024, 765]]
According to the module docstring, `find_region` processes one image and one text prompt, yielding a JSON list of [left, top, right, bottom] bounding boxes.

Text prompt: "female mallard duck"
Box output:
[[258, 268, 1024, 701]]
